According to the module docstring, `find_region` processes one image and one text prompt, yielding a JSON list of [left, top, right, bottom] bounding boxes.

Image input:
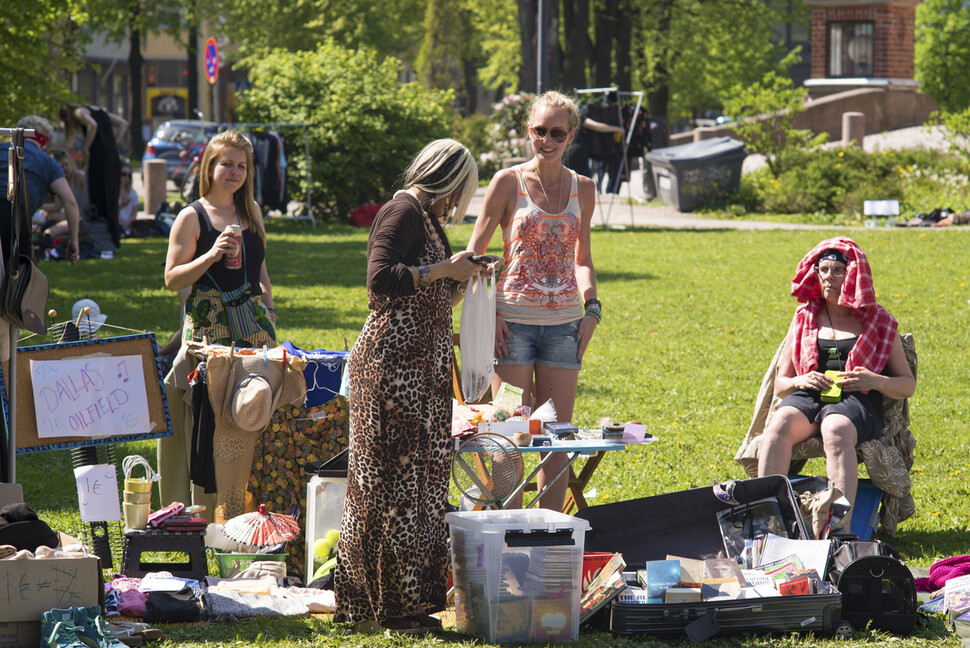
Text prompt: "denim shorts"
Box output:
[[495, 319, 582, 370]]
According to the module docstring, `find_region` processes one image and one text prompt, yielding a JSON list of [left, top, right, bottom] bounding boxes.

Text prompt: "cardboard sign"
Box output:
[[74, 464, 121, 523], [30, 355, 150, 439]]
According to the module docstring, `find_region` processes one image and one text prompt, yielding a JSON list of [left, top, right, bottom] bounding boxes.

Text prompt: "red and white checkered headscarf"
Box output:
[[789, 237, 897, 375]]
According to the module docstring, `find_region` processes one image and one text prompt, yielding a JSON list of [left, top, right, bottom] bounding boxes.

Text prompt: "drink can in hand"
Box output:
[[224, 224, 242, 269]]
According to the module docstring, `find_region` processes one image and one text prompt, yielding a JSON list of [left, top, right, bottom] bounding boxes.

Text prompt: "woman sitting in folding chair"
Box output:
[[754, 237, 915, 530]]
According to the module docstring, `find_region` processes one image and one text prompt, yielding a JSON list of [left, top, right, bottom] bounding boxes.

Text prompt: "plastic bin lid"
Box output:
[[303, 448, 348, 479], [645, 136, 746, 163]]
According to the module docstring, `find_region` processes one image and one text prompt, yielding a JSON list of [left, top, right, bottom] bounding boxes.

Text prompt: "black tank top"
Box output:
[[190, 201, 264, 295], [88, 107, 117, 153], [817, 336, 856, 372]]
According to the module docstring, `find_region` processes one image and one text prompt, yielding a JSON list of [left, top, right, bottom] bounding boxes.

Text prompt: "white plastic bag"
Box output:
[[459, 271, 496, 403]]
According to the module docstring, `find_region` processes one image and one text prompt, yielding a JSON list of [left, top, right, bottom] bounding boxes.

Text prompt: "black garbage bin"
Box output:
[[645, 137, 747, 212]]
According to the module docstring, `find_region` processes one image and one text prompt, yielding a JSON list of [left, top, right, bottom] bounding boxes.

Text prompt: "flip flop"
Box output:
[[381, 616, 425, 635], [409, 613, 443, 629]]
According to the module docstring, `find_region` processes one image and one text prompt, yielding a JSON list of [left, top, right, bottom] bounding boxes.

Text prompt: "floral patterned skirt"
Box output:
[[183, 284, 276, 347]]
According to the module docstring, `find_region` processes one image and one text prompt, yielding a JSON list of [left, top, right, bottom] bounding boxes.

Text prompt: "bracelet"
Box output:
[[453, 279, 466, 295], [418, 265, 432, 287], [584, 298, 602, 311], [584, 303, 602, 323]]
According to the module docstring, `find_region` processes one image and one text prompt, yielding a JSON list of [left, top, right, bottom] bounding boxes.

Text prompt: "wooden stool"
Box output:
[[122, 529, 208, 580]]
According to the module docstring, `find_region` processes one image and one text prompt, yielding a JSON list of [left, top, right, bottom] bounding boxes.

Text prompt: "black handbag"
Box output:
[[0, 128, 49, 335]]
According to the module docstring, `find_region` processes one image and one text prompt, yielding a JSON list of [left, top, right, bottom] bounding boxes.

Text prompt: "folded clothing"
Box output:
[[144, 589, 201, 623]]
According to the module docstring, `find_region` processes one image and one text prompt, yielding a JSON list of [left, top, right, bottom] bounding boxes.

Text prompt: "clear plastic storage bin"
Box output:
[[304, 451, 348, 581], [445, 509, 589, 643]]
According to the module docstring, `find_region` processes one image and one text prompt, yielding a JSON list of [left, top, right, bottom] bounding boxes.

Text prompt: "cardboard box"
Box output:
[[476, 419, 529, 437], [0, 483, 103, 647]]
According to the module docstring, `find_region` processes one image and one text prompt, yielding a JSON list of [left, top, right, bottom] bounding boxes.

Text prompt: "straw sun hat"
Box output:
[[207, 352, 306, 436]]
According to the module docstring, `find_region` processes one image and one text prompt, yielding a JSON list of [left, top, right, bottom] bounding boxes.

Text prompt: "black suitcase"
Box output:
[[574, 475, 849, 640]]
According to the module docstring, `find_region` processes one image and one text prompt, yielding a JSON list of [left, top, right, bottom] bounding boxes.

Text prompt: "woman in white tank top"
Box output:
[[468, 91, 601, 511]]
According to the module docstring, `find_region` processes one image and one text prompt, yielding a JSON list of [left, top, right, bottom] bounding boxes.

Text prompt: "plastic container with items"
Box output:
[[445, 509, 590, 643], [304, 450, 348, 583], [645, 136, 747, 212]]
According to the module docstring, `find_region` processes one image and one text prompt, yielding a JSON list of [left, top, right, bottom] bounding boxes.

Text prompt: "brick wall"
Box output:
[[809, 2, 915, 79]]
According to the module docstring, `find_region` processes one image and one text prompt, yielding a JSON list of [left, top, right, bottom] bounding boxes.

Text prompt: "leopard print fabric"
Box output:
[[334, 196, 453, 624]]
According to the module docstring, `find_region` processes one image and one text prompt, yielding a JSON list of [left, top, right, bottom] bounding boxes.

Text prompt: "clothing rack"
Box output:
[[218, 122, 315, 229], [574, 88, 645, 227]]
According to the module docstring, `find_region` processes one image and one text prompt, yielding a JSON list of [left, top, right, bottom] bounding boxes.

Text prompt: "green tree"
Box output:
[[0, 1, 86, 126], [236, 42, 455, 220], [915, 0, 970, 111], [416, 0, 482, 113], [638, 0, 797, 126], [722, 70, 827, 178], [213, 0, 425, 61], [469, 0, 520, 92]]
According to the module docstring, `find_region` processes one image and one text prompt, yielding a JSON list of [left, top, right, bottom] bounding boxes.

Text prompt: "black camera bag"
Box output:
[[829, 540, 917, 635]]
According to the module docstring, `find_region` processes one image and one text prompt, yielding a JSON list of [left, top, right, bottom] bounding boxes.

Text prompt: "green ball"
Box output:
[[324, 529, 340, 547], [313, 538, 330, 558]]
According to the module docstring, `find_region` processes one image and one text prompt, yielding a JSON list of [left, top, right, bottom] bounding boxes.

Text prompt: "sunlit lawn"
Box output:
[[15, 221, 969, 647]]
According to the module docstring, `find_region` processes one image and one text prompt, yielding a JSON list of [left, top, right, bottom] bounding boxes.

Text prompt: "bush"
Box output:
[[477, 92, 534, 179], [236, 42, 456, 221], [731, 147, 967, 216]]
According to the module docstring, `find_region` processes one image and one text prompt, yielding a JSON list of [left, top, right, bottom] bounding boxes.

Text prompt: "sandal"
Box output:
[[409, 613, 443, 629], [381, 616, 425, 635]]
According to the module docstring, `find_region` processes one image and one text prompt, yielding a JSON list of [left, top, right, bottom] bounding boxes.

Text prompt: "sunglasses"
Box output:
[[121, 172, 131, 177], [530, 126, 569, 143]]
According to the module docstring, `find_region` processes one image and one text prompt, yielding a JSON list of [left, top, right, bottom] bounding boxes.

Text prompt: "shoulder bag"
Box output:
[[0, 128, 49, 335]]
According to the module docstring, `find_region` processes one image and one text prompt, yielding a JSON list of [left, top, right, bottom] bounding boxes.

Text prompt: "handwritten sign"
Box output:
[[30, 355, 150, 439], [73, 464, 121, 522]]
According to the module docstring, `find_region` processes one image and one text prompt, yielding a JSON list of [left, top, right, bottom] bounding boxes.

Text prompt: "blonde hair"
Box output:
[[528, 90, 581, 132], [17, 115, 54, 147], [403, 138, 478, 225], [198, 130, 266, 243], [58, 104, 84, 147]]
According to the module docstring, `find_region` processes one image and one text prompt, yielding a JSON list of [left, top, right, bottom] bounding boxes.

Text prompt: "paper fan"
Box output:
[[222, 504, 300, 546]]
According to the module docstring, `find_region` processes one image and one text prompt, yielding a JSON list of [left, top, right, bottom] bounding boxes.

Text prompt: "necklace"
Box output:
[[533, 163, 565, 213]]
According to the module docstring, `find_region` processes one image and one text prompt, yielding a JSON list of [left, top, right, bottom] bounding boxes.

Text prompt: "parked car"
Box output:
[[143, 120, 218, 182]]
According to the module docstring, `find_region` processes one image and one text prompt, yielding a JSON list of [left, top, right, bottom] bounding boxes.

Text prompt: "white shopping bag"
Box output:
[[459, 272, 496, 403]]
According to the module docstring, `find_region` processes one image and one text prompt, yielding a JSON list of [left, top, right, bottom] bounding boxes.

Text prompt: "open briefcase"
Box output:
[[574, 475, 849, 641]]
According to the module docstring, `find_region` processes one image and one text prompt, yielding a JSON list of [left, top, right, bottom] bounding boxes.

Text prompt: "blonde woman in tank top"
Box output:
[[468, 91, 601, 511]]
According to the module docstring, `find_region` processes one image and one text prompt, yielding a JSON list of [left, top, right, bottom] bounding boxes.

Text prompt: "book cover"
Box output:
[[944, 574, 970, 613], [741, 569, 774, 588], [582, 552, 618, 593], [704, 558, 744, 584], [701, 580, 742, 601], [580, 553, 627, 621], [920, 595, 945, 614], [532, 597, 572, 641], [637, 560, 681, 604], [615, 588, 653, 605], [667, 555, 705, 587], [760, 554, 806, 586], [664, 587, 702, 604], [779, 575, 812, 596]]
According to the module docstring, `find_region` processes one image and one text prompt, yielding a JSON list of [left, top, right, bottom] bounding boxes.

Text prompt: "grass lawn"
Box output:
[[13, 221, 970, 647]]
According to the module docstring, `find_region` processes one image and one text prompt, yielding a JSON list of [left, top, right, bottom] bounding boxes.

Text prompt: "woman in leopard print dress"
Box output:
[[335, 140, 499, 633]]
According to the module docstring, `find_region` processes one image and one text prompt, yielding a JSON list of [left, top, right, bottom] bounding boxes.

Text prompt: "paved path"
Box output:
[[135, 124, 948, 231]]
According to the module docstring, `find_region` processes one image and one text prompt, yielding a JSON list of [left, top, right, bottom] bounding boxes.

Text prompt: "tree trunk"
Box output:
[[561, 0, 589, 91], [592, 0, 618, 87], [517, 0, 538, 92], [462, 57, 478, 114], [187, 27, 199, 118], [128, 7, 144, 159], [647, 0, 673, 146], [615, 0, 632, 90], [543, 0, 562, 91]]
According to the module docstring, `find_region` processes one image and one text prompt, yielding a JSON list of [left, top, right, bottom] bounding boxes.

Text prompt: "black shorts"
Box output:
[[778, 390, 883, 445]]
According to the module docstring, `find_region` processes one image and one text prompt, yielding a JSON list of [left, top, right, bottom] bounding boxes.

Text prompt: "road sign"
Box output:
[[204, 37, 219, 85]]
